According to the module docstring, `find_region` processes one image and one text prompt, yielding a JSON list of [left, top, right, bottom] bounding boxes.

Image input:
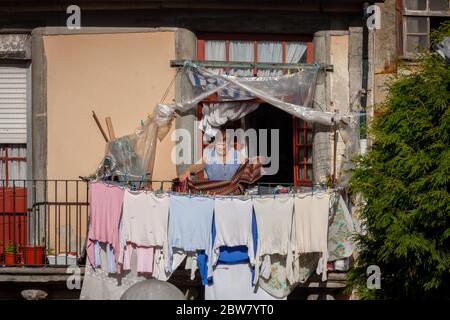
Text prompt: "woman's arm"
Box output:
[[178, 158, 205, 182]]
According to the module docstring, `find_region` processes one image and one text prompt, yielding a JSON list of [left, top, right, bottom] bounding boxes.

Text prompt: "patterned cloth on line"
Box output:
[[183, 158, 263, 195]]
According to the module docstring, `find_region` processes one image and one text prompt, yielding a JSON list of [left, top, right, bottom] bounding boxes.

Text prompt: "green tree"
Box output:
[[347, 21, 450, 299]]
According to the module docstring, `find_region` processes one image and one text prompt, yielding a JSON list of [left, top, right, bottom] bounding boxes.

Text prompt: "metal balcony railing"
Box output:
[[1, 179, 89, 267], [0, 178, 317, 267]]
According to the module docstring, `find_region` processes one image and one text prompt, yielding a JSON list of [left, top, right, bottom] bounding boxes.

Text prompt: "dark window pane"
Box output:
[[307, 129, 313, 144], [429, 0, 449, 11], [299, 166, 305, 180], [405, 0, 427, 10], [406, 16, 428, 33], [307, 146, 313, 163], [430, 17, 449, 32], [299, 148, 305, 162], [306, 165, 313, 180], [406, 34, 430, 54], [298, 129, 304, 144]]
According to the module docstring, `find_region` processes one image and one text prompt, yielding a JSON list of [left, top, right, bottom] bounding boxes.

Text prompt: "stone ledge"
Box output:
[[0, 266, 84, 282], [0, 267, 346, 288]]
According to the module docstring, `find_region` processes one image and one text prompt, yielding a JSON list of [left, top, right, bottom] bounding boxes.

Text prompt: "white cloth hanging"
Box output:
[[118, 190, 170, 274], [120, 190, 169, 248], [212, 198, 255, 266], [167, 195, 214, 279], [252, 195, 296, 285], [294, 192, 331, 281], [200, 102, 259, 137], [205, 263, 285, 300]]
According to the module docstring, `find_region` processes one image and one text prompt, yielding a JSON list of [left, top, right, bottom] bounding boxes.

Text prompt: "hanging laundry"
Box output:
[[87, 182, 124, 270], [94, 241, 116, 273], [252, 195, 296, 286], [257, 254, 294, 298], [198, 202, 258, 286], [119, 190, 169, 274], [258, 252, 321, 298], [205, 263, 284, 300], [120, 243, 153, 273], [167, 195, 214, 279], [212, 198, 254, 266], [294, 192, 331, 281], [327, 194, 359, 262]]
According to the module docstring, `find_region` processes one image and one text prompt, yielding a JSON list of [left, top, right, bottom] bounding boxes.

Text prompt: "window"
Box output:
[[197, 34, 313, 76], [0, 65, 29, 186], [197, 34, 315, 185], [402, 0, 450, 57], [293, 119, 313, 186], [0, 144, 27, 185]]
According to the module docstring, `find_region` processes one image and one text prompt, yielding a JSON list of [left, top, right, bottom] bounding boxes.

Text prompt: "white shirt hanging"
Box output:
[[252, 195, 296, 285]]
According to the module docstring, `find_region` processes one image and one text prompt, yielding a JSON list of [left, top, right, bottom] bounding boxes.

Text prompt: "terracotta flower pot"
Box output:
[[4, 252, 20, 266], [21, 246, 45, 265]]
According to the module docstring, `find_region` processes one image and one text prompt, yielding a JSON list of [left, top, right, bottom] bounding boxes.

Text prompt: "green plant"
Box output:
[[347, 21, 450, 299], [4, 242, 17, 254], [47, 248, 55, 256]]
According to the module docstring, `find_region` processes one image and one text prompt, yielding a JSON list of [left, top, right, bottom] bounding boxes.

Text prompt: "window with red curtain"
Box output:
[[197, 34, 314, 186]]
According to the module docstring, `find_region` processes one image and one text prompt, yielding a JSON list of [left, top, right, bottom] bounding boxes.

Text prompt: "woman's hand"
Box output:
[[178, 170, 191, 182]]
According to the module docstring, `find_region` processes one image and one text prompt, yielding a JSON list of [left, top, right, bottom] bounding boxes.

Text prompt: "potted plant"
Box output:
[[46, 248, 77, 266], [46, 248, 56, 265], [21, 237, 46, 265], [4, 241, 19, 266]]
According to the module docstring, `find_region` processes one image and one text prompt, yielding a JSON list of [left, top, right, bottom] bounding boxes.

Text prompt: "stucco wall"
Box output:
[[328, 34, 350, 178], [44, 31, 177, 181]]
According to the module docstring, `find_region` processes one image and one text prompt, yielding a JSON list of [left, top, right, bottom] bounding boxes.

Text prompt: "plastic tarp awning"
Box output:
[[96, 62, 359, 187]]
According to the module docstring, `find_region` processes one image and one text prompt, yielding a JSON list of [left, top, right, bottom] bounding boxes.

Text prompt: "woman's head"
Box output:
[[214, 127, 232, 156]]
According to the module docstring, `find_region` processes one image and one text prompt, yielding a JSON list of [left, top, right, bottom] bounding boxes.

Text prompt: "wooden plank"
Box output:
[[105, 116, 116, 140], [91, 110, 109, 143]]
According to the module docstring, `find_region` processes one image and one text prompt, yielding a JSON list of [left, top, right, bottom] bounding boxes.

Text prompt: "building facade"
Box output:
[[0, 0, 448, 299]]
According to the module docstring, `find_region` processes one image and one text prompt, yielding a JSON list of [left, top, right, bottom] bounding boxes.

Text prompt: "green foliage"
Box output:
[[5, 241, 17, 254], [347, 22, 450, 299]]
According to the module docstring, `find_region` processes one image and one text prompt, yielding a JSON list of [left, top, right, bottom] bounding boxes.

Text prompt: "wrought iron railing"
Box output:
[[1, 179, 89, 267], [0, 178, 320, 267]]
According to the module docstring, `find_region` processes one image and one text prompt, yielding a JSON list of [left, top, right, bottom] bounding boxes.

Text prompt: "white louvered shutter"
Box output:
[[0, 66, 28, 143]]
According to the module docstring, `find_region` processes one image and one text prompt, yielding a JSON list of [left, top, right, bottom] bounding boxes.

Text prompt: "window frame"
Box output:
[[402, 0, 450, 58], [0, 144, 27, 182], [196, 34, 315, 186], [293, 119, 314, 187]]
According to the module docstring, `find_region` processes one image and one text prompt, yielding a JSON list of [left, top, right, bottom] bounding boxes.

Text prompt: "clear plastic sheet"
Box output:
[[96, 62, 359, 186], [185, 64, 346, 126], [95, 104, 175, 181]]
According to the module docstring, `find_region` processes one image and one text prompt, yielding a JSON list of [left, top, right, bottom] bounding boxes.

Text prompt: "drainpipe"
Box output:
[[360, 2, 370, 154]]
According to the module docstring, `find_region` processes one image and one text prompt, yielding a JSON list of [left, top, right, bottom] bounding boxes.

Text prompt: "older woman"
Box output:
[[179, 128, 244, 182]]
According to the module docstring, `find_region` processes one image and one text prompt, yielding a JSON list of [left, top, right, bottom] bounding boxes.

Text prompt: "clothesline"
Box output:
[[94, 179, 338, 200]]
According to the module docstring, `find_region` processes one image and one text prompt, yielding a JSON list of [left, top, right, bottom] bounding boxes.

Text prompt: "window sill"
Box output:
[[398, 56, 421, 66]]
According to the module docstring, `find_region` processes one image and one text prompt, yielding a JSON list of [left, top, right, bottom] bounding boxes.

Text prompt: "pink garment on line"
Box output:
[[87, 182, 124, 269], [121, 243, 154, 274]]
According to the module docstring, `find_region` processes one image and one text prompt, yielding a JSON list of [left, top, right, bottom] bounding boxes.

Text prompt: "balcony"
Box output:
[[0, 179, 350, 299], [0, 179, 89, 267]]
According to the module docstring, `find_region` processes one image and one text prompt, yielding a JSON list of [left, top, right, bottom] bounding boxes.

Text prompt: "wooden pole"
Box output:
[[105, 116, 116, 140], [91, 110, 109, 142]]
